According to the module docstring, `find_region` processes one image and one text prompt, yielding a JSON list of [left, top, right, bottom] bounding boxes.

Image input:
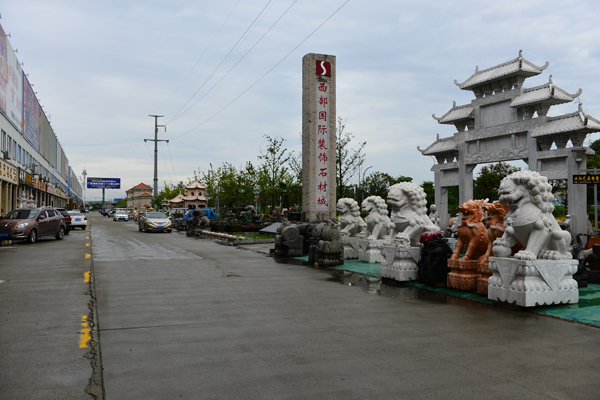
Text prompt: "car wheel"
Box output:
[[65, 227, 70, 235], [26, 229, 37, 244], [167, 230, 172, 233], [55, 226, 65, 240], [139, 223, 143, 232]]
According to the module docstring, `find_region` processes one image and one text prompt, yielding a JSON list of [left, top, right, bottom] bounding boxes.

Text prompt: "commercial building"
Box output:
[[0, 21, 82, 213]]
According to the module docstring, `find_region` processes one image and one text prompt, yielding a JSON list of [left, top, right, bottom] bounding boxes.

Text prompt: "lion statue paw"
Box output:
[[514, 250, 537, 261]]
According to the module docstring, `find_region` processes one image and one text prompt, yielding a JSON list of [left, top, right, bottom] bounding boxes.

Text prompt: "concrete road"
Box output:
[[0, 221, 94, 399], [90, 214, 600, 400]]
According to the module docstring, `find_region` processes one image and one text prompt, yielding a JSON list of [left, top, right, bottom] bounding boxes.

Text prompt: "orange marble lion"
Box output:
[[450, 199, 489, 262], [480, 201, 509, 264]]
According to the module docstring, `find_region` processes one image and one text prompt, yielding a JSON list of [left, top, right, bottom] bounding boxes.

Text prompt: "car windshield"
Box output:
[[147, 212, 167, 219], [116, 212, 126, 215], [5, 210, 38, 219]]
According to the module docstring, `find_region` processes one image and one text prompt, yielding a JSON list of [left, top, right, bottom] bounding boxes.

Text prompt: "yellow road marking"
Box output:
[[85, 253, 91, 259], [79, 316, 91, 348], [86, 243, 90, 247], [84, 271, 91, 282]]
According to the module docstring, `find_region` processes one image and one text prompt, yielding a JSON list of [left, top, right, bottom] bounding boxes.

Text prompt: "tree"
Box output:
[[336, 117, 366, 200], [473, 162, 521, 201], [258, 135, 291, 210], [156, 181, 185, 208], [361, 172, 411, 201], [420, 181, 435, 209]]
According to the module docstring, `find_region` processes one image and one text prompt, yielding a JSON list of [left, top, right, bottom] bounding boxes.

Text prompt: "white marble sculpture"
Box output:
[[337, 198, 366, 259], [380, 182, 439, 281], [489, 171, 578, 306], [358, 196, 393, 263], [428, 204, 440, 229]]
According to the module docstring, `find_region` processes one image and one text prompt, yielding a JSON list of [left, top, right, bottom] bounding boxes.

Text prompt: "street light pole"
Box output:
[[82, 167, 87, 211]]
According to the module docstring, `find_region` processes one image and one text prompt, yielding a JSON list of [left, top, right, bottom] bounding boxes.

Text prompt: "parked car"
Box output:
[[113, 211, 129, 221], [166, 208, 188, 222], [138, 211, 172, 233], [0, 207, 67, 243], [69, 212, 88, 229], [55, 207, 72, 234], [182, 208, 216, 222]]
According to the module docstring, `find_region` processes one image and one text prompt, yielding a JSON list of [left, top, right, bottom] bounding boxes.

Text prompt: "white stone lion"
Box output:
[[336, 198, 366, 237], [361, 196, 393, 240], [492, 170, 571, 261], [385, 182, 439, 247]]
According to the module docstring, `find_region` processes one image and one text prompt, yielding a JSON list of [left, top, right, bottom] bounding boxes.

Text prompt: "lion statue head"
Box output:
[[361, 195, 388, 216], [482, 201, 509, 228], [457, 199, 487, 226], [498, 171, 554, 213], [337, 198, 360, 217], [387, 182, 428, 215]]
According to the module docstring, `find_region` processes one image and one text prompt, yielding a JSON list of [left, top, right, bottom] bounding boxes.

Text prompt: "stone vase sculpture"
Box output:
[[337, 198, 366, 259], [447, 199, 489, 291], [380, 182, 438, 281], [489, 171, 578, 307], [358, 196, 393, 263]]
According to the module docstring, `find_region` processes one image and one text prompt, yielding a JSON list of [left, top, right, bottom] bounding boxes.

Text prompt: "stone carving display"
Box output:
[[489, 171, 578, 306], [428, 204, 440, 228], [274, 219, 304, 258], [337, 198, 366, 259], [447, 199, 489, 291], [308, 219, 344, 267], [492, 171, 571, 261], [477, 201, 517, 295], [361, 196, 392, 240], [380, 182, 438, 281]]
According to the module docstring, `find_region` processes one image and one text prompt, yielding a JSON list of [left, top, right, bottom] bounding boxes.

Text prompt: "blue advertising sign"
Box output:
[[87, 177, 121, 189]]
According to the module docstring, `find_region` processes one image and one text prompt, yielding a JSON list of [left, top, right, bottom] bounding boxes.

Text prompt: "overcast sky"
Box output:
[[3, 0, 600, 201]]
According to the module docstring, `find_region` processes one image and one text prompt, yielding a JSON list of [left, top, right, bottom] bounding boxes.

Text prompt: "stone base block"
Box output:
[[358, 239, 384, 263], [447, 259, 480, 291], [488, 257, 579, 307], [380, 245, 420, 282], [477, 262, 493, 295], [342, 237, 360, 259]]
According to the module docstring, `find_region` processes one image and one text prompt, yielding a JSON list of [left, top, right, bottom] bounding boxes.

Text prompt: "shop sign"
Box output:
[[1, 158, 18, 185], [19, 169, 34, 186], [573, 174, 600, 184]]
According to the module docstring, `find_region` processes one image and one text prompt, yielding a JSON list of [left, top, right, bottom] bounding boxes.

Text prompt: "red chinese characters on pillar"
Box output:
[[315, 81, 330, 212]]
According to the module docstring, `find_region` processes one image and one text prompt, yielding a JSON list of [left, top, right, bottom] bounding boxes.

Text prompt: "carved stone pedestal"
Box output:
[[380, 245, 420, 281], [447, 259, 481, 291], [342, 237, 360, 259], [358, 239, 384, 263], [477, 262, 492, 295], [488, 257, 579, 307]]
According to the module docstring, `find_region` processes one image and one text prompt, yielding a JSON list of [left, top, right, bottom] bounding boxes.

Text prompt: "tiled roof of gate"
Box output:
[[455, 51, 549, 90], [417, 135, 458, 155], [532, 110, 600, 137], [511, 80, 582, 108], [432, 103, 474, 124]]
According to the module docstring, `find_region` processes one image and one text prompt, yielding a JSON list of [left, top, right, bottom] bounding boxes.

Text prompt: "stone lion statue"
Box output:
[[451, 199, 489, 262], [493, 171, 571, 261], [336, 198, 366, 237], [361, 196, 393, 240], [385, 182, 438, 247]]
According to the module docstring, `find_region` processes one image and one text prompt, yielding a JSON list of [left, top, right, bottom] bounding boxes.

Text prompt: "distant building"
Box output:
[[168, 181, 207, 209], [126, 183, 153, 210]]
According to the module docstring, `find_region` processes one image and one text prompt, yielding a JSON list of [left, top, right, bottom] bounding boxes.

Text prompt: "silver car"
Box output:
[[138, 211, 172, 233]]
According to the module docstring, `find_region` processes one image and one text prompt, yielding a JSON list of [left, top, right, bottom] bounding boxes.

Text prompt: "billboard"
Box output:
[[22, 73, 40, 151], [0, 22, 23, 130], [87, 177, 121, 189]]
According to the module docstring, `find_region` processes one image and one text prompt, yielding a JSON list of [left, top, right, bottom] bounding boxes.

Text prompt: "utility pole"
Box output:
[[146, 115, 168, 210]]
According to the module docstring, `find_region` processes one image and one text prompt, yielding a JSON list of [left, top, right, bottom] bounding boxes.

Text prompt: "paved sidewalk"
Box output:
[[94, 227, 600, 400]]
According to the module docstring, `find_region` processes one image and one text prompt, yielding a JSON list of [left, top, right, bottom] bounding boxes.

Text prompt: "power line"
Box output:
[[153, 0, 242, 115], [170, 0, 351, 141], [166, 0, 274, 125], [167, 0, 298, 126]]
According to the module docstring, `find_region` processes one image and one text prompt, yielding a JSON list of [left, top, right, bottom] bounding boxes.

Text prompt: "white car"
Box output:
[[113, 211, 129, 221], [70, 212, 88, 229]]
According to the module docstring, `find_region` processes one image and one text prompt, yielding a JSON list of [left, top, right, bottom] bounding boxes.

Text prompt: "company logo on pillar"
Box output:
[[316, 60, 331, 76]]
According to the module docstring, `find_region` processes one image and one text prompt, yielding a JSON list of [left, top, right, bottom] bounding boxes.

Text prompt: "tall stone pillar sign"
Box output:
[[302, 53, 336, 222]]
